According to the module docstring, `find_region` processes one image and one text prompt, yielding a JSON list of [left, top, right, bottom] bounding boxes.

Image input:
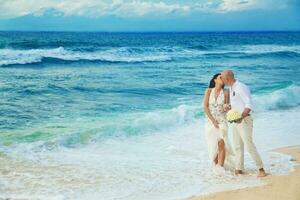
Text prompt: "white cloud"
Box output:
[[0, 0, 191, 19], [217, 0, 291, 13], [114, 1, 190, 17], [217, 0, 255, 12], [0, 0, 295, 19]]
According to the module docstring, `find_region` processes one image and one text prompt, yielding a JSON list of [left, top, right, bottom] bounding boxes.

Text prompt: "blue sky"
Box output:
[[0, 0, 299, 31]]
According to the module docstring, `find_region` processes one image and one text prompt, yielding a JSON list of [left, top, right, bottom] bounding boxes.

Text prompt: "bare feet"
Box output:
[[213, 164, 226, 175], [235, 170, 243, 176], [258, 168, 267, 177]]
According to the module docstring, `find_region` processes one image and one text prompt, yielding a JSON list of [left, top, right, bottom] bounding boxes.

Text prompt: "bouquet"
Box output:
[[226, 110, 243, 123]]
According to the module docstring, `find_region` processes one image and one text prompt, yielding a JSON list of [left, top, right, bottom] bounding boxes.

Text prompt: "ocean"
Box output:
[[0, 31, 300, 199]]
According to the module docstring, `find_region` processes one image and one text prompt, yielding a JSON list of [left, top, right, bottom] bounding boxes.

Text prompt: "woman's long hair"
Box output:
[[208, 73, 224, 88]]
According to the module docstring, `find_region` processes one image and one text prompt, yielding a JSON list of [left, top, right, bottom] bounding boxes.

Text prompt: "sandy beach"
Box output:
[[189, 145, 300, 200]]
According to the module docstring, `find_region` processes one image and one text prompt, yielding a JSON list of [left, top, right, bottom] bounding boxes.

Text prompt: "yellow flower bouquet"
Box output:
[[226, 110, 243, 123]]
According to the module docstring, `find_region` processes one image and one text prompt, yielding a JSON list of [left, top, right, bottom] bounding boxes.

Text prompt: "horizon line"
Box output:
[[0, 30, 300, 33]]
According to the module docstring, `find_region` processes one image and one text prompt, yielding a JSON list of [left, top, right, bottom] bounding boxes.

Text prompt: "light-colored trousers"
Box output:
[[232, 116, 264, 170]]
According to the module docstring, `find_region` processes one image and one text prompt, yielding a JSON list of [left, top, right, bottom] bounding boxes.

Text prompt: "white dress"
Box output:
[[205, 88, 234, 170]]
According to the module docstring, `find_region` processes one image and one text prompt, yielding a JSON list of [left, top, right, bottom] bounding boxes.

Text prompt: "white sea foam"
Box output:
[[1, 105, 299, 200], [211, 44, 300, 56], [0, 47, 173, 66], [253, 84, 300, 111], [240, 44, 300, 54], [0, 46, 199, 66], [197, 44, 300, 56], [1, 44, 299, 66]]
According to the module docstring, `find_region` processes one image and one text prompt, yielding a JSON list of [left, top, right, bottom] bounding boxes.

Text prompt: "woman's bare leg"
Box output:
[[218, 139, 226, 166]]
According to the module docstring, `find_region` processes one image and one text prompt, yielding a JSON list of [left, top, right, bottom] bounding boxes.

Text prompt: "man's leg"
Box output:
[[233, 124, 244, 174], [237, 116, 266, 176]]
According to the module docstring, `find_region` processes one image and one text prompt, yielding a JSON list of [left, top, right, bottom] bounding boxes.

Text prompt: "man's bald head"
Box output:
[[221, 70, 236, 86], [222, 70, 234, 79]]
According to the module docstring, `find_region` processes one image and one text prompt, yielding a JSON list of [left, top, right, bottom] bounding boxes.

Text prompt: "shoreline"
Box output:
[[188, 145, 300, 200]]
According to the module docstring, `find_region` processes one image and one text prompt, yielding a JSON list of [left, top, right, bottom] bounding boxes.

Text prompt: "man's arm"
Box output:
[[239, 85, 253, 118]]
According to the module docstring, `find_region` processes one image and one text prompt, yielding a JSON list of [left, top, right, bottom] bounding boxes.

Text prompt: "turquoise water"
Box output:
[[1, 32, 300, 145], [0, 31, 300, 199]]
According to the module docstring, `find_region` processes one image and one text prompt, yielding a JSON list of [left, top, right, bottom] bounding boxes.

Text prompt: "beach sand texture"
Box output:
[[189, 145, 300, 200]]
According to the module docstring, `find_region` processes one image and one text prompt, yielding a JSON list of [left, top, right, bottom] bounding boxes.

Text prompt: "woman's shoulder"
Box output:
[[205, 88, 212, 94]]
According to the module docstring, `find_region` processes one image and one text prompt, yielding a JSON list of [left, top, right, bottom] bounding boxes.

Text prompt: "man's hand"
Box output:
[[242, 108, 251, 118], [236, 108, 251, 124]]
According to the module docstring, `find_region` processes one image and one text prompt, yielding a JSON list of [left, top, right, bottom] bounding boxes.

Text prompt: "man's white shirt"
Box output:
[[229, 80, 253, 113]]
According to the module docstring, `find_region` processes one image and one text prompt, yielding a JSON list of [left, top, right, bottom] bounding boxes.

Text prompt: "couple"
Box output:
[[203, 70, 267, 177]]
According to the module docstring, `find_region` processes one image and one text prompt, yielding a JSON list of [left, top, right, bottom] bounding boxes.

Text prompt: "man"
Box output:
[[221, 70, 267, 177]]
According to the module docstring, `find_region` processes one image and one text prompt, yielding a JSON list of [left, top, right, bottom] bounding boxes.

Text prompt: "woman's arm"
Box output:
[[203, 89, 217, 124]]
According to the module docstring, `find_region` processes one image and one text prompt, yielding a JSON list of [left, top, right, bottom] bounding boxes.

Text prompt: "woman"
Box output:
[[203, 73, 234, 175]]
